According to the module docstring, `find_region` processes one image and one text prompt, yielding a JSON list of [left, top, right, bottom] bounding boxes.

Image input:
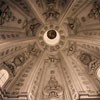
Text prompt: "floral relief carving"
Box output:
[[2, 51, 30, 76], [42, 76, 64, 100], [80, 52, 100, 75], [67, 17, 81, 33], [29, 19, 41, 36], [28, 43, 41, 57], [89, 60, 100, 74], [88, 0, 100, 20], [62, 67, 78, 99], [3, 61, 15, 76], [66, 42, 77, 56], [80, 53, 92, 66], [0, 1, 16, 25], [36, 0, 71, 21], [24, 19, 41, 36]]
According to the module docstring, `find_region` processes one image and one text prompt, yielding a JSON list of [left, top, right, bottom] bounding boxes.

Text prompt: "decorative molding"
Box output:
[[10, 0, 33, 17], [64, 41, 77, 56], [88, 0, 100, 21], [67, 17, 81, 34], [28, 43, 41, 57], [35, 0, 72, 22], [0, 0, 16, 25], [26, 18, 41, 36], [78, 51, 100, 75], [38, 25, 66, 52], [42, 75, 64, 100], [3, 51, 29, 76]]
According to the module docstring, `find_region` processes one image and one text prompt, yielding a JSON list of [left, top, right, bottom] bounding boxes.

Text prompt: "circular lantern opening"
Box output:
[[47, 30, 57, 39], [43, 30, 60, 46]]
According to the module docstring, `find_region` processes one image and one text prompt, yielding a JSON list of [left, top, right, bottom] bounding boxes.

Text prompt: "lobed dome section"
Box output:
[[0, 0, 100, 100]]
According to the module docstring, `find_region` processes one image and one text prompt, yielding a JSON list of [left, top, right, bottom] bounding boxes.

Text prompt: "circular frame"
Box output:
[[43, 30, 60, 46]]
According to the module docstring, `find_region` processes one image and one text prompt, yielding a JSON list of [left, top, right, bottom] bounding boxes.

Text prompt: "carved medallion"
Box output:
[[80, 53, 92, 65]]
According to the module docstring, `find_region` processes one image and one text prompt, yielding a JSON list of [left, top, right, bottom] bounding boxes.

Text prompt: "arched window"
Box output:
[[97, 68, 100, 79], [0, 69, 9, 87]]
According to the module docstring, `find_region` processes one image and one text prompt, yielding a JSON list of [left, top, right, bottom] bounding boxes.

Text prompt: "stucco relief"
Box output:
[[1, 0, 100, 100], [42, 75, 64, 100]]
